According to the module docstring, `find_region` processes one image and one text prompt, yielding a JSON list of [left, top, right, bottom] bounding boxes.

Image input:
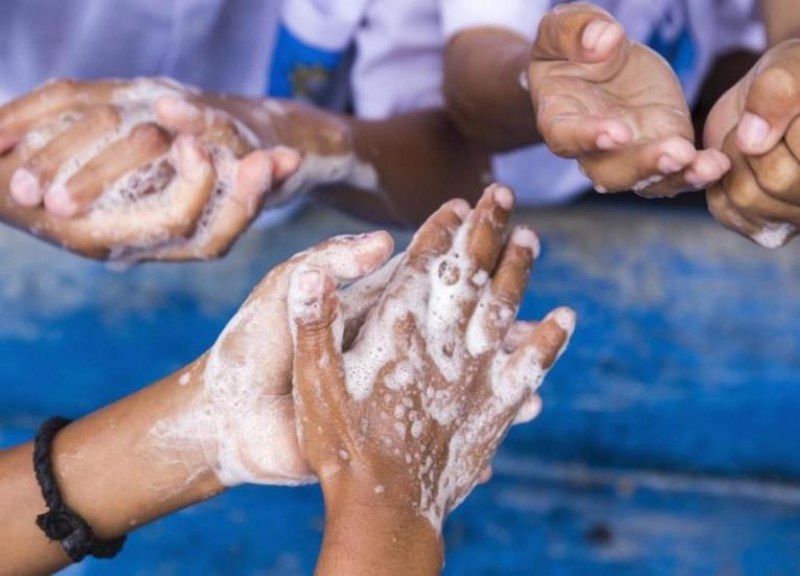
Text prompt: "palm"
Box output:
[[528, 7, 729, 196]]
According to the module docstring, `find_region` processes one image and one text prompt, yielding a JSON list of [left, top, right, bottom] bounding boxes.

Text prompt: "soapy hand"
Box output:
[[528, 3, 729, 197], [0, 78, 301, 260], [288, 185, 575, 531], [150, 231, 398, 486], [704, 40, 800, 248]]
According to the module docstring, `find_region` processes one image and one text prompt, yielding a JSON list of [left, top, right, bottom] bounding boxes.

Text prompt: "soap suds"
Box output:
[[752, 223, 794, 249]]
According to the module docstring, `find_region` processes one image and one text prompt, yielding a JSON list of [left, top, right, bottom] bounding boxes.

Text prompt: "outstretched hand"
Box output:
[[528, 2, 729, 197]]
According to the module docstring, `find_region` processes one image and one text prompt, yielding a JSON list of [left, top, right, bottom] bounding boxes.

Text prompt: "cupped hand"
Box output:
[[0, 78, 301, 260], [705, 40, 800, 248], [287, 185, 575, 531], [528, 2, 729, 197]]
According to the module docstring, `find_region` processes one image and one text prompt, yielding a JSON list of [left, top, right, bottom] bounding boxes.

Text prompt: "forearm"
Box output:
[[317, 498, 443, 576], [0, 368, 225, 575], [331, 109, 492, 226], [444, 27, 542, 152], [220, 96, 490, 227]]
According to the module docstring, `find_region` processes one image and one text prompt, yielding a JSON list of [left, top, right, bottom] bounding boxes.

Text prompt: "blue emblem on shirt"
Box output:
[[269, 23, 346, 103]]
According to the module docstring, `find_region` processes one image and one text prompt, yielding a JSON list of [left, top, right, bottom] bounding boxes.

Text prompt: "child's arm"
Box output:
[[444, 3, 729, 198], [0, 78, 489, 261], [0, 231, 395, 575], [288, 185, 575, 575]]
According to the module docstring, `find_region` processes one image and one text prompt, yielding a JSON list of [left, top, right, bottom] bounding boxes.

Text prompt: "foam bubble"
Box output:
[[752, 223, 794, 249]]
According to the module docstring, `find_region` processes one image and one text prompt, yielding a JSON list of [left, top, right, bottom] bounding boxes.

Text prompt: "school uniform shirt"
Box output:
[[0, 0, 444, 224], [0, 0, 768, 207]]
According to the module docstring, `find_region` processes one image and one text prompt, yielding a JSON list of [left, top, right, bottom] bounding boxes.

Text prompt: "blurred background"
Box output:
[[3, 196, 800, 575]]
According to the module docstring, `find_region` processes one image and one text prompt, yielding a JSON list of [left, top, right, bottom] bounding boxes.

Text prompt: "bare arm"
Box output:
[[444, 27, 539, 152], [0, 368, 225, 575], [0, 79, 490, 262]]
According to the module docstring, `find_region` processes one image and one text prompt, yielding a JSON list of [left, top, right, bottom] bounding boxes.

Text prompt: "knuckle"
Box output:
[[753, 156, 798, 197], [130, 123, 170, 150], [45, 78, 80, 100], [753, 67, 800, 108], [729, 181, 764, 212]]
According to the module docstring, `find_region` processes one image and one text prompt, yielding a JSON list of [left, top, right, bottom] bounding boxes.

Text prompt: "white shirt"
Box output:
[[0, 0, 768, 207]]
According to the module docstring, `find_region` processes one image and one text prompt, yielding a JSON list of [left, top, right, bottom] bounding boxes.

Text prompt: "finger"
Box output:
[[462, 184, 514, 274], [269, 146, 303, 183], [477, 465, 494, 485], [82, 135, 216, 256], [532, 3, 624, 66], [679, 149, 732, 192], [582, 135, 698, 195], [720, 130, 800, 239], [406, 198, 471, 270], [0, 80, 117, 153], [44, 122, 171, 217], [746, 140, 800, 206], [494, 307, 576, 406], [503, 321, 538, 353], [288, 267, 349, 417], [737, 49, 800, 155], [466, 227, 539, 356], [242, 231, 395, 303], [340, 254, 403, 349], [135, 139, 265, 261], [9, 106, 121, 208], [537, 103, 634, 156], [787, 115, 800, 162], [706, 183, 765, 241], [513, 393, 543, 424], [155, 95, 253, 157]]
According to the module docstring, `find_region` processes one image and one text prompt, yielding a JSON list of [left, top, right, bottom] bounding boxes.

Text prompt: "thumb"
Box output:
[[288, 266, 348, 411], [737, 45, 800, 155], [532, 3, 626, 66]]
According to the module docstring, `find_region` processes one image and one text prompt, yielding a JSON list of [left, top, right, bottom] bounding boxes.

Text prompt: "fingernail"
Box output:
[[738, 112, 770, 151], [10, 169, 43, 207], [551, 307, 577, 335], [684, 169, 706, 189], [582, 20, 610, 51], [297, 268, 323, 297], [596, 22, 622, 52], [657, 155, 682, 174], [492, 185, 514, 210], [270, 146, 302, 179], [44, 184, 79, 218], [451, 199, 471, 219], [512, 226, 541, 258], [596, 133, 616, 150]]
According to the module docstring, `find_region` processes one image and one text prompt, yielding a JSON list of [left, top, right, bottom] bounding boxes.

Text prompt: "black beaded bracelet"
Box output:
[[33, 416, 127, 563]]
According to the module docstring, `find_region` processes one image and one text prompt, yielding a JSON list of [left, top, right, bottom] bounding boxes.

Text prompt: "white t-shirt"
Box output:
[[0, 0, 440, 114], [0, 0, 768, 207]]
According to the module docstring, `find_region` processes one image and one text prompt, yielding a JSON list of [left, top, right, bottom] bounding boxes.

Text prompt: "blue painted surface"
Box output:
[[2, 203, 800, 574]]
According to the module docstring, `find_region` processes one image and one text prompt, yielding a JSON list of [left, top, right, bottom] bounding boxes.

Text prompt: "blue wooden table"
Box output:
[[2, 202, 799, 575]]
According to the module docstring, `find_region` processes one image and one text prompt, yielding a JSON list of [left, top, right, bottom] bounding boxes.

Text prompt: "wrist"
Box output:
[[320, 498, 443, 576], [52, 365, 226, 540]]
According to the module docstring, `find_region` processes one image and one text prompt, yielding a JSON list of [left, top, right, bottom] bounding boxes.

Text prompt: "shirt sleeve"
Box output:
[[439, 0, 551, 41]]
